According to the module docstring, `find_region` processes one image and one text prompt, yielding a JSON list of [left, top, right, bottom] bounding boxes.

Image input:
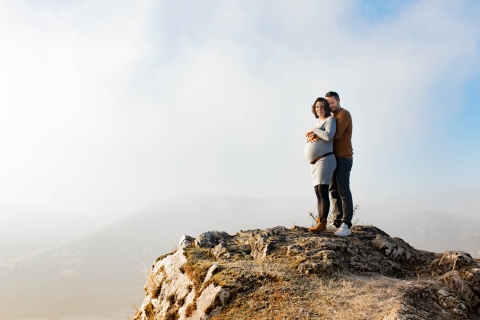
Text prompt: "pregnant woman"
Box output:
[[304, 97, 337, 233]]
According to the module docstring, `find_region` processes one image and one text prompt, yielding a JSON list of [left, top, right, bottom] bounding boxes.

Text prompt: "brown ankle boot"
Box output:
[[308, 217, 327, 233]]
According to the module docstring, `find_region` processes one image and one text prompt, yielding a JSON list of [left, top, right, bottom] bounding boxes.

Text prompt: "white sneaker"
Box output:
[[326, 224, 339, 232], [334, 223, 351, 237]]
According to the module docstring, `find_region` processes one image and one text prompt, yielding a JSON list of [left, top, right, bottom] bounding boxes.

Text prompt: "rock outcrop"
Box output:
[[133, 225, 480, 320]]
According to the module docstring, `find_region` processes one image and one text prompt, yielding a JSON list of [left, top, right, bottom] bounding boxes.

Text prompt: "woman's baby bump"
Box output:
[[304, 139, 333, 163]]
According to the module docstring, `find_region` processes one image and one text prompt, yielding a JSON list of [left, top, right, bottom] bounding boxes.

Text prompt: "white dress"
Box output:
[[304, 117, 337, 186]]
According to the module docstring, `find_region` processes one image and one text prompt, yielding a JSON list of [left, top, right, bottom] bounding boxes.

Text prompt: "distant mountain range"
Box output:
[[0, 194, 313, 319], [0, 194, 478, 319], [0, 202, 129, 262], [358, 203, 480, 257]]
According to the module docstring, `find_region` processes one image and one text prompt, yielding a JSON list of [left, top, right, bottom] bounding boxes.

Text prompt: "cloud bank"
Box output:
[[0, 0, 479, 214]]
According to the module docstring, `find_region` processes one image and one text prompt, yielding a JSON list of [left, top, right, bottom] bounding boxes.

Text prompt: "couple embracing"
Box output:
[[304, 91, 353, 237]]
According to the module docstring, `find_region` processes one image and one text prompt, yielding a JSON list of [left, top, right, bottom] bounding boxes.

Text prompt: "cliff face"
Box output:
[[133, 225, 480, 320]]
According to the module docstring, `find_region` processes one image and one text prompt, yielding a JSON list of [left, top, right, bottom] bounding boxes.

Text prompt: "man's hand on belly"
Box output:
[[306, 131, 319, 143]]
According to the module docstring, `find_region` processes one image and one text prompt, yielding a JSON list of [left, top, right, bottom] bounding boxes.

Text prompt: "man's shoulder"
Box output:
[[337, 108, 352, 119]]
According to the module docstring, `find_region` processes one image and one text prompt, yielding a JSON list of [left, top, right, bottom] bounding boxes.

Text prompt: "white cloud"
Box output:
[[0, 0, 479, 214], [0, 0, 155, 210]]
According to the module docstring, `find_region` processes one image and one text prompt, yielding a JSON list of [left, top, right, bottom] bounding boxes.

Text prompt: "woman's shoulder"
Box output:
[[325, 116, 336, 123]]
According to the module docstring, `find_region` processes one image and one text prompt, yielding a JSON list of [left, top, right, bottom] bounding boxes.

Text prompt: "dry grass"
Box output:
[[309, 275, 402, 319], [439, 270, 477, 307], [309, 204, 361, 228], [440, 271, 469, 294], [130, 302, 140, 317], [182, 248, 214, 291], [211, 258, 404, 320]]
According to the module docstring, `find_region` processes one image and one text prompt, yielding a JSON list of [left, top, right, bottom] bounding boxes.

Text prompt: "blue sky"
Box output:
[[357, 0, 414, 21], [0, 0, 479, 215]]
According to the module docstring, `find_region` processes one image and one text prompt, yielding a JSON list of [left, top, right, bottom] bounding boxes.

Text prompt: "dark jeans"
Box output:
[[329, 157, 353, 228]]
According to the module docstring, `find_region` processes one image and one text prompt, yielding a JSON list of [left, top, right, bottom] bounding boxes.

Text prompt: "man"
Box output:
[[325, 91, 353, 237]]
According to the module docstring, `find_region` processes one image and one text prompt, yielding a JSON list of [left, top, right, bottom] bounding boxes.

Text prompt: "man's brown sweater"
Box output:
[[332, 108, 353, 159]]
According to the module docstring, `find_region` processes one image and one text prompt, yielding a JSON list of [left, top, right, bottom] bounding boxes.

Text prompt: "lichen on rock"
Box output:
[[133, 225, 480, 319], [134, 240, 229, 320], [194, 231, 231, 249]]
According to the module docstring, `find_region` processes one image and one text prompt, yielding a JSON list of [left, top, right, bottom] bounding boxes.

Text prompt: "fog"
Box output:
[[1, 0, 480, 319], [1, 194, 479, 319], [1, 0, 479, 214]]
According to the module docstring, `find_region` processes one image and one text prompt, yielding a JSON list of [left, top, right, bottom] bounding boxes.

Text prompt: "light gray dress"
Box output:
[[304, 116, 337, 186]]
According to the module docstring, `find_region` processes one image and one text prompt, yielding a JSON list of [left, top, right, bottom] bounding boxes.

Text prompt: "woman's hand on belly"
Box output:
[[305, 131, 314, 142], [306, 131, 319, 143]]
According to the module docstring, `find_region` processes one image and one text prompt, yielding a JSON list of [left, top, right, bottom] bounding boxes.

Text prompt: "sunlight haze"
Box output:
[[1, 0, 480, 318], [1, 0, 479, 214]]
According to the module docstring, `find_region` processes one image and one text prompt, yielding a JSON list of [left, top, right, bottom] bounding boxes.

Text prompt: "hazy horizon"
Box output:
[[0, 193, 478, 317], [1, 193, 479, 320]]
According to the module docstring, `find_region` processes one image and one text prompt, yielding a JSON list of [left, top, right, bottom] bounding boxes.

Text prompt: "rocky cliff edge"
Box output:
[[133, 225, 480, 320]]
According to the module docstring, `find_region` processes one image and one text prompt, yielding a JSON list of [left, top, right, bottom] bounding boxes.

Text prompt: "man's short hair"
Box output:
[[325, 91, 340, 100]]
